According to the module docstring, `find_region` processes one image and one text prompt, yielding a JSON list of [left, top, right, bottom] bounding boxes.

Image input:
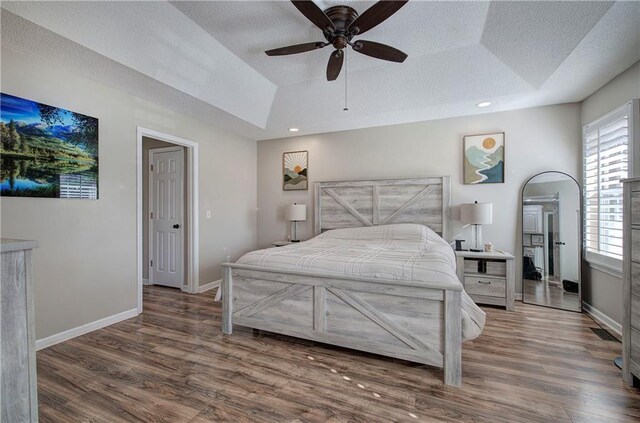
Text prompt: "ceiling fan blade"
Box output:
[[326, 50, 344, 81], [265, 42, 327, 56], [352, 40, 407, 63], [348, 1, 408, 35], [291, 1, 335, 32]]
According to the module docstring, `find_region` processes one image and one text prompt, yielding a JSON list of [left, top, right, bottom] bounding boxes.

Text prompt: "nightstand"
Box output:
[[272, 241, 294, 247], [455, 250, 515, 311]]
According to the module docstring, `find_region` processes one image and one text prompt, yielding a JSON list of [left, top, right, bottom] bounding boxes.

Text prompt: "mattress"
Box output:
[[234, 224, 486, 341]]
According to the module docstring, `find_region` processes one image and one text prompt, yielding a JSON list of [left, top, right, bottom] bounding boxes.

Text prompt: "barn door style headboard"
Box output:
[[314, 177, 451, 240]]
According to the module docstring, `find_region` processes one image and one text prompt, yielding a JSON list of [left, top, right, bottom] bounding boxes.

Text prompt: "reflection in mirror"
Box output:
[[522, 171, 581, 312]]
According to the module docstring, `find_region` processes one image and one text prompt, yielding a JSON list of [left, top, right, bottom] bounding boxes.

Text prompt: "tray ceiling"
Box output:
[[2, 1, 639, 140]]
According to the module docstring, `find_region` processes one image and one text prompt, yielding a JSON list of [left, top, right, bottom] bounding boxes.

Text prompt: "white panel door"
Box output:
[[523, 205, 543, 233], [151, 148, 184, 288]]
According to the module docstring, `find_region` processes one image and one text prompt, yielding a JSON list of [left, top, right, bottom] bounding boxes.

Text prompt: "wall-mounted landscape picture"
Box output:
[[0, 93, 98, 198], [463, 132, 504, 184], [283, 150, 308, 190]]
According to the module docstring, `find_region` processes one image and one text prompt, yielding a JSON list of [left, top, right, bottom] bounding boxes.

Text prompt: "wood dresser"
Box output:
[[1, 238, 38, 422], [623, 178, 640, 386]]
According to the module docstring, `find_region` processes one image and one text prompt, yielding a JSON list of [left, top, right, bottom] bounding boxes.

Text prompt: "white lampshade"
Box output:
[[460, 202, 493, 225], [285, 203, 307, 221]]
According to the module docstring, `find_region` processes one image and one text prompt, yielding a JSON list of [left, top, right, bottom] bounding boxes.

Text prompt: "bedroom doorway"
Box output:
[[149, 145, 185, 288], [136, 127, 199, 313]]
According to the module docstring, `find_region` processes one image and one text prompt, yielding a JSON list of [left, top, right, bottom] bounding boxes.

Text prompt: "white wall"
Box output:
[[0, 48, 258, 340], [582, 61, 640, 124], [580, 60, 640, 326], [257, 104, 582, 293]]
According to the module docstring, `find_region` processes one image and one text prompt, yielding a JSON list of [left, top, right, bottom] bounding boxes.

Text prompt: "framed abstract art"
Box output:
[[283, 150, 308, 190], [463, 132, 504, 184]]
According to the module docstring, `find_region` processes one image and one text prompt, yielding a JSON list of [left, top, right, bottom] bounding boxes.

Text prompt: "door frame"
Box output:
[[137, 127, 199, 313], [149, 146, 186, 288], [543, 211, 551, 278]]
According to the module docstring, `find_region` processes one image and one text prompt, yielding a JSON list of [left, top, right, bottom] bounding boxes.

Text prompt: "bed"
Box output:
[[221, 177, 486, 386]]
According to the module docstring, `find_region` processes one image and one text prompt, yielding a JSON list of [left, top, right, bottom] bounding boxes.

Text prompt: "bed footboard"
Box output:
[[221, 263, 462, 387]]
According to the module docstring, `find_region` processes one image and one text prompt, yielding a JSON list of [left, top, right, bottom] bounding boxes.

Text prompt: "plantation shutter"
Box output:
[[584, 105, 630, 263]]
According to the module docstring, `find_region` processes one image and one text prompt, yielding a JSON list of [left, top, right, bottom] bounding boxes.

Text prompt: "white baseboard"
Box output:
[[143, 278, 150, 285], [36, 308, 139, 351], [582, 301, 622, 336], [198, 279, 221, 294]]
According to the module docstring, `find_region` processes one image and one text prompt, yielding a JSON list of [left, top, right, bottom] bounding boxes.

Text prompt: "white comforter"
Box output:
[[235, 224, 486, 341]]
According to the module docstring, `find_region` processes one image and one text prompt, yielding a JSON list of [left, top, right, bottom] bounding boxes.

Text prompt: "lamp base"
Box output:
[[471, 224, 483, 251]]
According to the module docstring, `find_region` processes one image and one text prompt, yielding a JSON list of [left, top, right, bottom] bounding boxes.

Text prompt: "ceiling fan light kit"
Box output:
[[266, 1, 409, 82]]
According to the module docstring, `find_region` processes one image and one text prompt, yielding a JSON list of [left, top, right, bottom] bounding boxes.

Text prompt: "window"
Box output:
[[583, 102, 635, 272]]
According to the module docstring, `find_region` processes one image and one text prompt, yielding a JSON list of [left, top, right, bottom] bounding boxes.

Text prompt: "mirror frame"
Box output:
[[520, 171, 582, 312]]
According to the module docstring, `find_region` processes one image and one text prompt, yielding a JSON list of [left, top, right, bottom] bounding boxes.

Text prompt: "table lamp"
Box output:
[[460, 201, 493, 252], [286, 203, 306, 242]]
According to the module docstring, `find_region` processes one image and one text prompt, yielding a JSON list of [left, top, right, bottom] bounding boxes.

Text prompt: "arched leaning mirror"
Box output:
[[521, 171, 581, 312]]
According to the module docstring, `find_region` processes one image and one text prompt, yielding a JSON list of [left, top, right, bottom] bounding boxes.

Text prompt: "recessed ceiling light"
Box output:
[[289, 127, 299, 132], [476, 101, 492, 108]]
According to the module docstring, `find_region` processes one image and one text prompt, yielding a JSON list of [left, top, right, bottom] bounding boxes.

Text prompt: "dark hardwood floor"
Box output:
[[37, 286, 640, 422]]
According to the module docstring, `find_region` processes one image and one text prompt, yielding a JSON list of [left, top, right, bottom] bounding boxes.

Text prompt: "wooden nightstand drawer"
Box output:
[[464, 260, 479, 273], [464, 276, 506, 298], [485, 261, 506, 276]]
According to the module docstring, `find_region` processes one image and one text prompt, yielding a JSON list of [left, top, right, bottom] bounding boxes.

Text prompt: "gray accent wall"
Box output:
[[580, 61, 640, 327], [0, 48, 258, 340], [256, 103, 583, 296]]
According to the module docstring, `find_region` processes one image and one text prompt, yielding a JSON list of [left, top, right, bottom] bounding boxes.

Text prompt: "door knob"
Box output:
[[555, 241, 565, 245], [173, 224, 180, 229]]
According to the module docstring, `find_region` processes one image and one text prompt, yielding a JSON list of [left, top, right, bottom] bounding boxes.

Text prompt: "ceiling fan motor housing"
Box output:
[[323, 6, 359, 50]]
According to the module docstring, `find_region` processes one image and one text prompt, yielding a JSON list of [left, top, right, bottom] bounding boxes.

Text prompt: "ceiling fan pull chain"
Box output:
[[344, 48, 349, 112]]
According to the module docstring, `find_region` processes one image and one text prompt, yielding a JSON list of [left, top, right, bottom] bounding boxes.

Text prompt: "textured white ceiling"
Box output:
[[171, 0, 491, 86], [481, 1, 614, 88], [0, 11, 266, 140], [2, 1, 639, 141], [1, 0, 277, 128]]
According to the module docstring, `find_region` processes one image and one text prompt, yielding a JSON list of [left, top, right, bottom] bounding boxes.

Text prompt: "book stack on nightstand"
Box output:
[[454, 250, 515, 311]]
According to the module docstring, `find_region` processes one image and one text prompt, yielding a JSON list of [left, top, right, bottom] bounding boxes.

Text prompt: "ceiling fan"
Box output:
[[266, 0, 409, 81]]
